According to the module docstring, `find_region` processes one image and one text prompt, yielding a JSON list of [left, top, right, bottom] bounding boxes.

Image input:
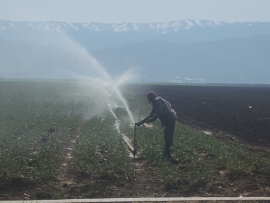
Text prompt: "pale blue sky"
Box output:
[[0, 0, 270, 23]]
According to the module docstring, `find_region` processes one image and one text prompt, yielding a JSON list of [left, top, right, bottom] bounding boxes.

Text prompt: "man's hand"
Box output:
[[135, 122, 143, 126]]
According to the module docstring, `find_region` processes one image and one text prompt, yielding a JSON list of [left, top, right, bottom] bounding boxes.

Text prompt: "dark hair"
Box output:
[[147, 91, 158, 102]]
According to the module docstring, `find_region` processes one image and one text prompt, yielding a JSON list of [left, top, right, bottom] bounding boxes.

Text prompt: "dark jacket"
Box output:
[[141, 96, 177, 126]]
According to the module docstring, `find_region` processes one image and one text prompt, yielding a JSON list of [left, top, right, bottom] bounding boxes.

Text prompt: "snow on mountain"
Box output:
[[1, 19, 270, 50], [0, 20, 236, 33], [185, 20, 194, 29], [67, 22, 79, 30], [113, 23, 129, 32], [195, 20, 203, 26]]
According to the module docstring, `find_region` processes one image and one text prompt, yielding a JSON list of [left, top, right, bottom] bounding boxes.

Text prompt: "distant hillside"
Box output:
[[1, 20, 270, 50], [1, 20, 270, 83], [91, 35, 270, 83]]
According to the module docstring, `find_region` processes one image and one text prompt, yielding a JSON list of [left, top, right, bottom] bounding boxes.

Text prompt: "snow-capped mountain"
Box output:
[[0, 20, 228, 32], [1, 20, 270, 50], [1, 20, 270, 83], [0, 20, 269, 33]]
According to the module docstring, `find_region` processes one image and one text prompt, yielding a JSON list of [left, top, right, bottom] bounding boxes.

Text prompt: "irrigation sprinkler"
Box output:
[[122, 134, 134, 153], [107, 100, 139, 159], [132, 125, 137, 159]]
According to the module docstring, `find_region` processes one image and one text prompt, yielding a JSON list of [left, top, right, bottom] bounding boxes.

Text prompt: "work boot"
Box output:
[[163, 146, 171, 158], [163, 151, 171, 158]]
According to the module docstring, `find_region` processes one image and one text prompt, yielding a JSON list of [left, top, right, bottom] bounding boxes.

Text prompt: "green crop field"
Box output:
[[1, 79, 270, 199]]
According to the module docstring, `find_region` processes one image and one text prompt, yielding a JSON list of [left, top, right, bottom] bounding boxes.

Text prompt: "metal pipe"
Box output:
[[122, 134, 134, 152], [132, 125, 137, 159]]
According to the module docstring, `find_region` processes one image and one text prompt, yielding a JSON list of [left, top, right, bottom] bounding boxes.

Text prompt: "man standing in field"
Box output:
[[135, 91, 177, 157]]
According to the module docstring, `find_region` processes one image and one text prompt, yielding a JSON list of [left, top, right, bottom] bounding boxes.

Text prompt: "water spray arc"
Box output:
[[44, 31, 137, 157], [61, 33, 135, 123], [78, 48, 137, 156], [85, 51, 138, 156]]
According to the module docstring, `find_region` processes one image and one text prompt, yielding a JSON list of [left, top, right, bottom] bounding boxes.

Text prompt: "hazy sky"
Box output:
[[0, 0, 270, 23]]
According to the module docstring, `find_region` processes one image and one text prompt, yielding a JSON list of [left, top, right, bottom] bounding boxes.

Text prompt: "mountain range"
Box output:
[[0, 20, 270, 83]]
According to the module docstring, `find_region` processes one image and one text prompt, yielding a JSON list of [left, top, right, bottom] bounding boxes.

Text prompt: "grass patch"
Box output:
[[72, 116, 133, 180]]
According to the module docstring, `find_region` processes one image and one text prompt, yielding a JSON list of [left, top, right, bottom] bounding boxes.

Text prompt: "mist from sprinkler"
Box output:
[[59, 31, 136, 124], [3, 29, 136, 125]]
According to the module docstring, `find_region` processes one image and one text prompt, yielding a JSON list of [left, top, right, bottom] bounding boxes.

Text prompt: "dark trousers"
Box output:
[[164, 120, 176, 153]]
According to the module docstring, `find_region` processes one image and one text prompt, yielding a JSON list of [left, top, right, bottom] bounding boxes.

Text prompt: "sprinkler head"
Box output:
[[132, 150, 137, 156]]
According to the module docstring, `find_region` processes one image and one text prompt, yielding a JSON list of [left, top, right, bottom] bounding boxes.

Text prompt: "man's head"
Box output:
[[146, 91, 158, 102]]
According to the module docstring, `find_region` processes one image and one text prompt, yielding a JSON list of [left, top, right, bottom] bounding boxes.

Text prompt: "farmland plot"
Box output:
[[1, 80, 270, 200], [0, 80, 134, 198]]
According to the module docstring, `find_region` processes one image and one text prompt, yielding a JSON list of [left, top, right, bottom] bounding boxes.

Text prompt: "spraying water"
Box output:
[[2, 28, 136, 124], [106, 69, 136, 124], [3, 28, 138, 158], [57, 31, 136, 124]]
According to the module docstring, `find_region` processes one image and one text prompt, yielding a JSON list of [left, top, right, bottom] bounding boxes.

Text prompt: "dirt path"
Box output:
[[0, 123, 83, 200], [57, 123, 81, 195]]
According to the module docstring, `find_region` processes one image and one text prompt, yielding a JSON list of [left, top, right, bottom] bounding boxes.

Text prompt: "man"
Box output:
[[135, 91, 177, 157]]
